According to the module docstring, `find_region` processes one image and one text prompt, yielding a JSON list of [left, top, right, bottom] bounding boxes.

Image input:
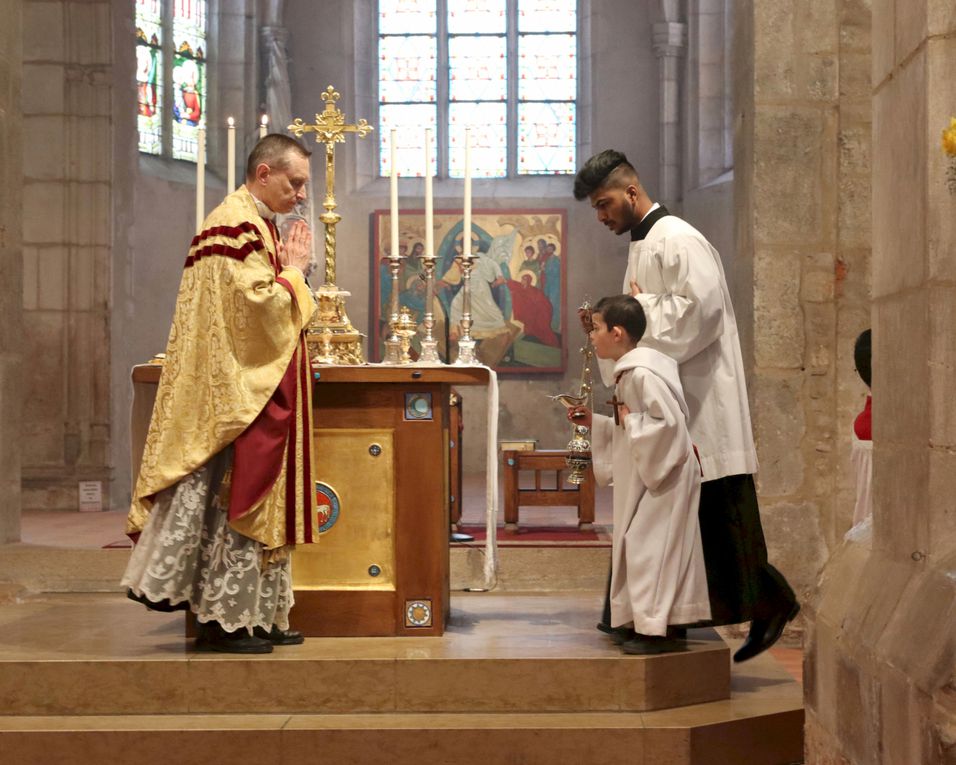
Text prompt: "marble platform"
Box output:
[[0, 591, 804, 764]]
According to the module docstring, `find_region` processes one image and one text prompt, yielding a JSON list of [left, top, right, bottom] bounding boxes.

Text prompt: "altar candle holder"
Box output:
[[417, 257, 441, 364], [453, 252, 478, 365], [382, 250, 405, 364]]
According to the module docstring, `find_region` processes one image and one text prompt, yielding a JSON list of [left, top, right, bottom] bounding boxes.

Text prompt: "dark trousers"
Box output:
[[601, 473, 795, 628]]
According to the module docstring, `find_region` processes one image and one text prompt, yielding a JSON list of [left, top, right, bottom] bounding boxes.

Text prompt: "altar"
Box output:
[[131, 362, 493, 638]]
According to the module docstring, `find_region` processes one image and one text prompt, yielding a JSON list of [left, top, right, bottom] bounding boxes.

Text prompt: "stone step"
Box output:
[[0, 704, 805, 765], [0, 593, 729, 716], [0, 542, 611, 593]]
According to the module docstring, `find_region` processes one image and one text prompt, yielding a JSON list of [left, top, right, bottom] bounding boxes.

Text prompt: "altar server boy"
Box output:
[[568, 295, 710, 654]]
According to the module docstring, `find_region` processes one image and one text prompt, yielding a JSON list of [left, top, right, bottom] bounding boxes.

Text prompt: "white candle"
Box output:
[[390, 129, 399, 260], [463, 127, 472, 257], [259, 114, 268, 139], [424, 128, 434, 259], [226, 116, 235, 192], [196, 127, 205, 234]]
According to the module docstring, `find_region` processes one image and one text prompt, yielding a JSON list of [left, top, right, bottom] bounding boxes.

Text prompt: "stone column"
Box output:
[[21, 0, 113, 510], [734, 0, 872, 625], [653, 20, 687, 207], [804, 1, 956, 762], [0, 0, 23, 544]]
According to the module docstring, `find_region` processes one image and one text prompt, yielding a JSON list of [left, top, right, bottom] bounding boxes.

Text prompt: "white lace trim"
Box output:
[[122, 452, 294, 634]]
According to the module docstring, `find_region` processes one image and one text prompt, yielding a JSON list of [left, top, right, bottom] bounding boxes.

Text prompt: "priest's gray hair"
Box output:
[[245, 134, 312, 180], [573, 149, 640, 200]]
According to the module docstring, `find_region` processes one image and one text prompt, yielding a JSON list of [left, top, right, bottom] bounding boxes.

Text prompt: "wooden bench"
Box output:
[[501, 449, 595, 530]]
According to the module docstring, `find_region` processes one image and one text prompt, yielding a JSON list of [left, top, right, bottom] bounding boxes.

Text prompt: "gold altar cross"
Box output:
[[288, 85, 373, 286]]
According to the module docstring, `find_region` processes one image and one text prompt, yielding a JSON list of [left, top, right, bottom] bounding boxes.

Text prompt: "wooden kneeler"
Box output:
[[501, 449, 595, 530]]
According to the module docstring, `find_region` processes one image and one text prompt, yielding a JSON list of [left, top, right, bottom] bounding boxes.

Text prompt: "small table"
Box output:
[[501, 449, 595, 531]]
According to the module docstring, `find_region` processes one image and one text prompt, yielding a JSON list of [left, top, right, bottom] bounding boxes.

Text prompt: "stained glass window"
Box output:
[[377, 0, 577, 178], [171, 0, 207, 161], [135, 0, 163, 155], [136, 0, 209, 163]]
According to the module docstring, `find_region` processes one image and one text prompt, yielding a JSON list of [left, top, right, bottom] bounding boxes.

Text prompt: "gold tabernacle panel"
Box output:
[[291, 366, 490, 637], [292, 429, 396, 591]]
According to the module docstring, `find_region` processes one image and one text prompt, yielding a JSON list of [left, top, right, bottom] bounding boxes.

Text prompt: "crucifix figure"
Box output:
[[288, 85, 373, 287], [607, 393, 624, 426]]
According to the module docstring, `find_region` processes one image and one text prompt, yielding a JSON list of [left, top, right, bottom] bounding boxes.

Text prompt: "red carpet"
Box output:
[[454, 524, 611, 547]]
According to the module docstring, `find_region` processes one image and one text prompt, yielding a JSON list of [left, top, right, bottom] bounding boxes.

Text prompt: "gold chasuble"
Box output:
[[128, 186, 318, 551]]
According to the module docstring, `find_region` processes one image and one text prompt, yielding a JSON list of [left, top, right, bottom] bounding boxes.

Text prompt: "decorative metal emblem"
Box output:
[[404, 392, 433, 421], [404, 599, 433, 628], [368, 564, 382, 577], [368, 443, 382, 457], [314, 481, 341, 534]]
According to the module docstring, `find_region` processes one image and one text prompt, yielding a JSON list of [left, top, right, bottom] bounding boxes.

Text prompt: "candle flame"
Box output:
[[227, 116, 235, 127], [261, 114, 269, 127]]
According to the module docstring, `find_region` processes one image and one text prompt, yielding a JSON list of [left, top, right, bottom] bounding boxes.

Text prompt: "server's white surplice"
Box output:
[[590, 347, 711, 635]]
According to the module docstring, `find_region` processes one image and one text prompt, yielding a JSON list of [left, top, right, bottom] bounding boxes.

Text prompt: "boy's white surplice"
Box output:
[[591, 346, 711, 635]]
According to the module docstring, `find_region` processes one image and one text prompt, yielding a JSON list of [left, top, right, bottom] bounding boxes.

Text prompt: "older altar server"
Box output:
[[574, 150, 798, 663]]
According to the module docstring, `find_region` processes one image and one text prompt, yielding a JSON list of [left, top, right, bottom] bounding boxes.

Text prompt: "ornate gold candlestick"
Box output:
[[417, 254, 441, 364], [382, 251, 405, 364], [453, 253, 478, 365], [289, 85, 373, 365]]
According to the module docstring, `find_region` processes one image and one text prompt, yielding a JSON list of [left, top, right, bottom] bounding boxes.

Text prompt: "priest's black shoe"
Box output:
[[196, 621, 273, 654], [733, 600, 801, 663], [620, 633, 687, 656], [254, 625, 305, 646]]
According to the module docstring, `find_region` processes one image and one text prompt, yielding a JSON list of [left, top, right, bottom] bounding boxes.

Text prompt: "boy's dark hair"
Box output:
[[854, 329, 871, 387], [594, 294, 647, 344], [245, 134, 312, 180], [573, 149, 636, 200]]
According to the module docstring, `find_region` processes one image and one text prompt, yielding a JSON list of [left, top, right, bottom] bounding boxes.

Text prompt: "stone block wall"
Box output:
[[20, 0, 113, 511], [805, 0, 956, 761], [0, 0, 23, 543], [735, 0, 873, 615]]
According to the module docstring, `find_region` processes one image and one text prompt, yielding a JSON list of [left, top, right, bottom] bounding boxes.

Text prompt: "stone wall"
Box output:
[[20, 0, 113, 511], [110, 0, 260, 510], [0, 0, 23, 543], [734, 0, 873, 612], [805, 0, 956, 761]]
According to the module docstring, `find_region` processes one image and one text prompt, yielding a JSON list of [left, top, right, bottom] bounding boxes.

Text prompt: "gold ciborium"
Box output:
[[392, 306, 418, 365]]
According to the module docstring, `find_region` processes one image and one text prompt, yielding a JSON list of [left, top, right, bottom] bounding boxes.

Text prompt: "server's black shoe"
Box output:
[[733, 601, 800, 663], [620, 633, 687, 656]]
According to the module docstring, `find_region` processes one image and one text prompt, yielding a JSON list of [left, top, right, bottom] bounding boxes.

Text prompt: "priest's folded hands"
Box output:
[[278, 219, 312, 273]]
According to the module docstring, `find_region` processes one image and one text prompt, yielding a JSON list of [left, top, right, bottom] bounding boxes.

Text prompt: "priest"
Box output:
[[573, 149, 798, 662], [122, 134, 319, 654]]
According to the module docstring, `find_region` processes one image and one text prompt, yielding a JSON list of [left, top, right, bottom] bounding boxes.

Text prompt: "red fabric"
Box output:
[[298, 336, 314, 543], [506, 279, 559, 346], [853, 395, 872, 441], [229, 352, 298, 526]]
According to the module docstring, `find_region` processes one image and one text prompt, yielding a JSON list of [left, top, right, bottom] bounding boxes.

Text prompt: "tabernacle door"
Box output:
[[291, 365, 489, 637]]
